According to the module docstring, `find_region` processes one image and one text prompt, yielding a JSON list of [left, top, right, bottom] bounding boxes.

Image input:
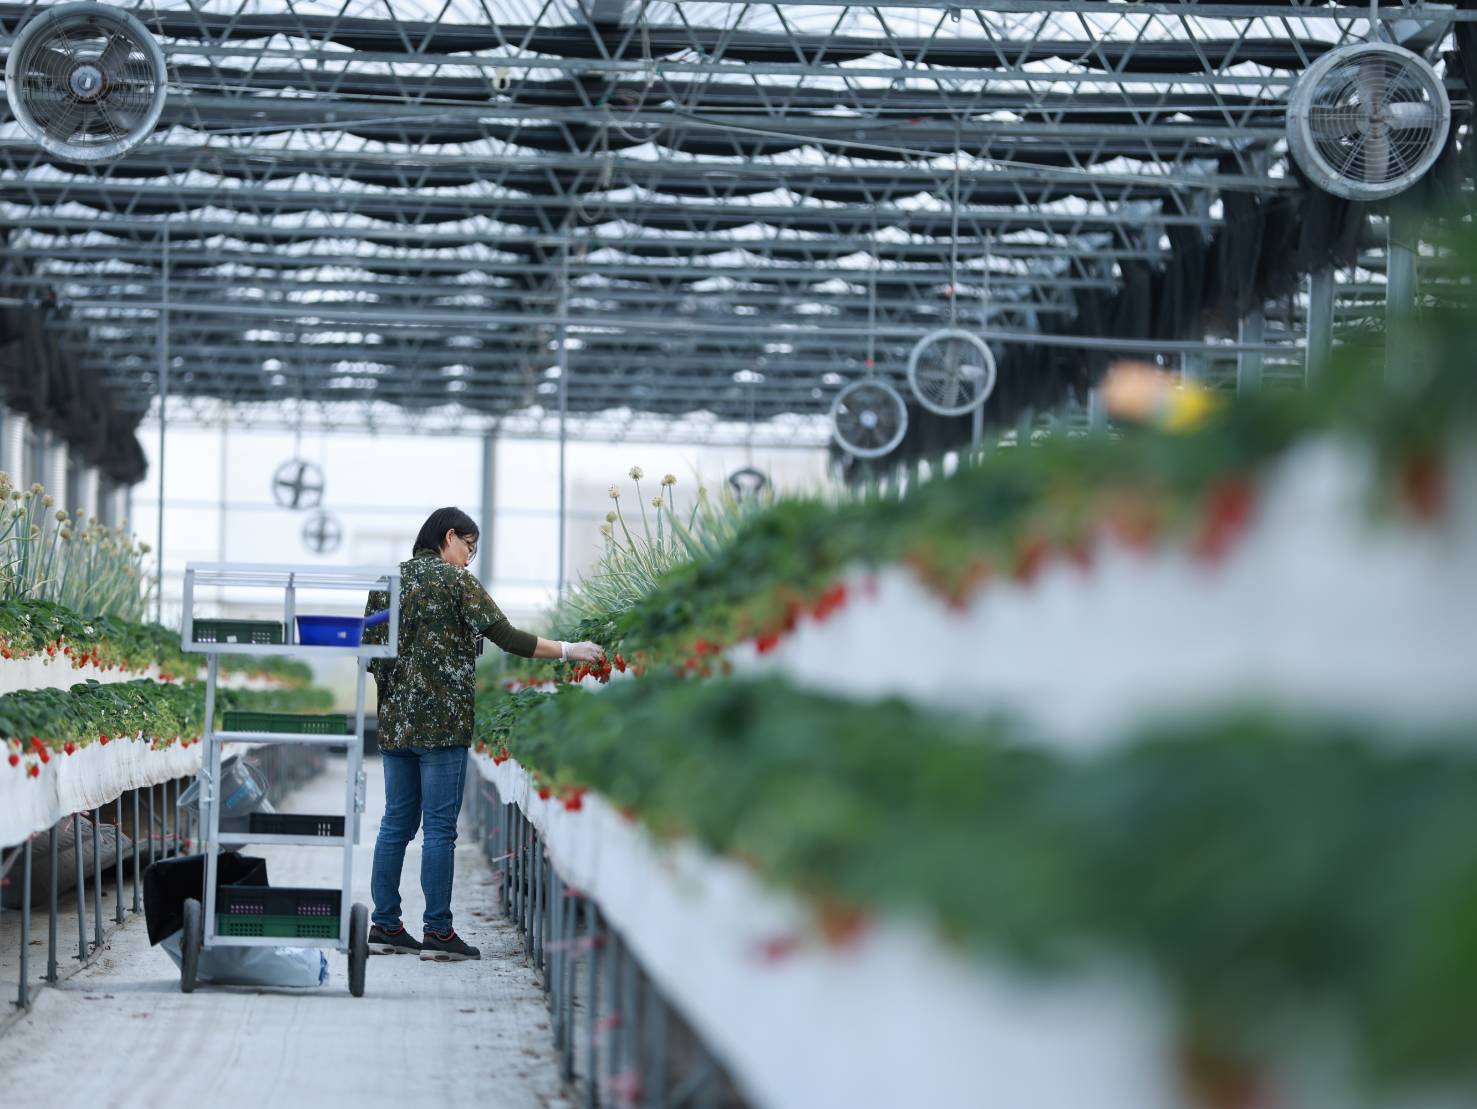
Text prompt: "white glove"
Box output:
[[561, 640, 604, 664]]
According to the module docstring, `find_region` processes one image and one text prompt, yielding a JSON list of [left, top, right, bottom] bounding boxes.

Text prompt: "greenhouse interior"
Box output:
[[1, 1, 1475, 1106]]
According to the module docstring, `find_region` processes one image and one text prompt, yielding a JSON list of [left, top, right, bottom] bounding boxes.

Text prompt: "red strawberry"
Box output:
[[755, 632, 781, 655], [1013, 536, 1051, 584], [27, 763, 40, 778], [563, 790, 586, 812], [63, 741, 76, 756], [99, 734, 109, 745], [537, 787, 552, 801], [613, 655, 627, 673], [1193, 476, 1257, 563], [1399, 453, 1445, 522], [7, 753, 18, 767]]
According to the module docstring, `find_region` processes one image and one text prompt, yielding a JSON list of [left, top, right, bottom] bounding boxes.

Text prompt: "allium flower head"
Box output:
[[55, 509, 68, 522], [607, 485, 620, 500], [139, 542, 152, 555], [30, 483, 42, 494], [628, 466, 644, 481], [42, 495, 54, 507], [599, 523, 612, 539], [651, 496, 663, 509], [605, 511, 617, 523], [59, 528, 72, 541], [661, 474, 676, 487]]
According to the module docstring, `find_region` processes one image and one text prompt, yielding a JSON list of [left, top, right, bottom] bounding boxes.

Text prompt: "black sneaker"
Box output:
[[420, 929, 480, 962], [369, 924, 422, 956]]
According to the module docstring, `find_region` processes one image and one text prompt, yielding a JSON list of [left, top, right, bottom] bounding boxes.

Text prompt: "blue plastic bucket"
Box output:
[[296, 608, 389, 647]]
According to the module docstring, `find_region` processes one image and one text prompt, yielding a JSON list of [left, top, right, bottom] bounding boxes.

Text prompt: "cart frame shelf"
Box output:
[[179, 561, 400, 996]]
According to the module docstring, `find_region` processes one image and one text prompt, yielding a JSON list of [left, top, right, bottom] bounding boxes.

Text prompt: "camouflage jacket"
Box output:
[[364, 550, 507, 750]]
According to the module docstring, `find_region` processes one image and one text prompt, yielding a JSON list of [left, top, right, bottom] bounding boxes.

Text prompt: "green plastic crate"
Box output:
[[192, 619, 284, 645], [221, 711, 350, 735], [217, 915, 340, 939]]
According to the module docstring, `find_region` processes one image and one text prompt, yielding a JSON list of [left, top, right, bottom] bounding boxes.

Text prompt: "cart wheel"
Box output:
[[348, 902, 368, 997], [180, 897, 203, 994]]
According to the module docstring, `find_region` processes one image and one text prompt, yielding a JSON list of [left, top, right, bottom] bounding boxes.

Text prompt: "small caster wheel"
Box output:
[[349, 902, 368, 997], [180, 897, 203, 994]]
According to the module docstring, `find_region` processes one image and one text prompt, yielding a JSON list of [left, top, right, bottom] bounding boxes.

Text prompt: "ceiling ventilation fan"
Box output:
[[5, 3, 167, 163]]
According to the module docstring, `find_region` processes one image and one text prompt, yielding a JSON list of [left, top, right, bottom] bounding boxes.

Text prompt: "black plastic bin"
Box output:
[[142, 852, 269, 946]]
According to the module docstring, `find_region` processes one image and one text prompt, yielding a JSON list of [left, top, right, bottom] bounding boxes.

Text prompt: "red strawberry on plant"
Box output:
[[1399, 452, 1445, 522], [7, 753, 18, 767], [1013, 535, 1051, 584], [63, 741, 76, 756], [27, 762, 40, 778], [537, 786, 552, 801], [1193, 476, 1257, 563], [614, 654, 627, 673]]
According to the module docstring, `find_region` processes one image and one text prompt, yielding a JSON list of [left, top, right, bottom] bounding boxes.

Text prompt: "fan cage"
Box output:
[[831, 380, 909, 460], [4, 2, 168, 163], [1287, 42, 1451, 202], [907, 329, 999, 417]]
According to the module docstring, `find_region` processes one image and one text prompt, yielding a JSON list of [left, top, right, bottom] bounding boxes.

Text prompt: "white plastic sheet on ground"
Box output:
[[475, 753, 1181, 1109], [734, 439, 1477, 751]]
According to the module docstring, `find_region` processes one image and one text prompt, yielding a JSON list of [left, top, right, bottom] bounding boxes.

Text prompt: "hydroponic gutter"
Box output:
[[735, 440, 1477, 749], [472, 751, 1185, 1109]]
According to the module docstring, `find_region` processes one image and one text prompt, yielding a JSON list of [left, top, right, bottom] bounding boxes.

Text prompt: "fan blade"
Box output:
[[99, 33, 133, 75], [1308, 104, 1365, 140], [40, 99, 84, 142], [1386, 101, 1437, 131], [1364, 127, 1390, 182], [1357, 57, 1385, 118]]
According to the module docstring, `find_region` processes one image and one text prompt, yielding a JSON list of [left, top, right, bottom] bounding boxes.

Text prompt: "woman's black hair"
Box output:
[[413, 507, 479, 558]]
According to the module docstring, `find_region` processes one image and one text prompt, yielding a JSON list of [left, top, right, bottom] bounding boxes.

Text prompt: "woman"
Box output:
[[362, 507, 601, 961]]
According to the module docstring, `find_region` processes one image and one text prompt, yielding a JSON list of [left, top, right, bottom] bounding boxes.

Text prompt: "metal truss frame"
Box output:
[[0, 1, 1462, 440]]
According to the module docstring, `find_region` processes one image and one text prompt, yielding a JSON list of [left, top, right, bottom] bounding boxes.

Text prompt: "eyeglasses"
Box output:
[[458, 534, 478, 557]]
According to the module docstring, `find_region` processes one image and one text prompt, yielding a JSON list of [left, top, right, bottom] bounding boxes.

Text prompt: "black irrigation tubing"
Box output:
[[4, 746, 322, 1016], [471, 776, 729, 1109]]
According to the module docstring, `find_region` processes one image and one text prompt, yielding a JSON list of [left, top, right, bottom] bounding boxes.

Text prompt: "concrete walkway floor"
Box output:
[[2, 754, 571, 1109]]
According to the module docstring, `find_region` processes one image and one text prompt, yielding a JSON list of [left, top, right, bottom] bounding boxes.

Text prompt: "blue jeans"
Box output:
[[371, 745, 468, 936]]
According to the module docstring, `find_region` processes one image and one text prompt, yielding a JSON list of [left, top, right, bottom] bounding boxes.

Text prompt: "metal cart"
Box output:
[[176, 562, 400, 996]]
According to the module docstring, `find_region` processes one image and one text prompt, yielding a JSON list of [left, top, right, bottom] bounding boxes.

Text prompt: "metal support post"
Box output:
[[560, 890, 577, 1083], [621, 936, 640, 1089], [604, 930, 622, 1099], [1086, 387, 1107, 436], [15, 839, 31, 1008], [148, 785, 156, 866], [155, 225, 170, 625], [1182, 351, 1207, 384], [556, 242, 570, 599], [1385, 209, 1418, 386], [1305, 269, 1334, 385], [114, 797, 125, 924], [585, 900, 600, 1109], [498, 802, 510, 917], [645, 978, 669, 1108], [73, 813, 87, 962], [480, 429, 497, 586], [534, 842, 545, 973], [131, 789, 142, 912], [91, 809, 103, 950], [46, 827, 58, 982], [550, 870, 564, 1026], [1237, 308, 1265, 393]]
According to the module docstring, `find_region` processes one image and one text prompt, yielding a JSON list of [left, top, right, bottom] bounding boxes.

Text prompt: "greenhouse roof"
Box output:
[[0, 1, 1469, 445]]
